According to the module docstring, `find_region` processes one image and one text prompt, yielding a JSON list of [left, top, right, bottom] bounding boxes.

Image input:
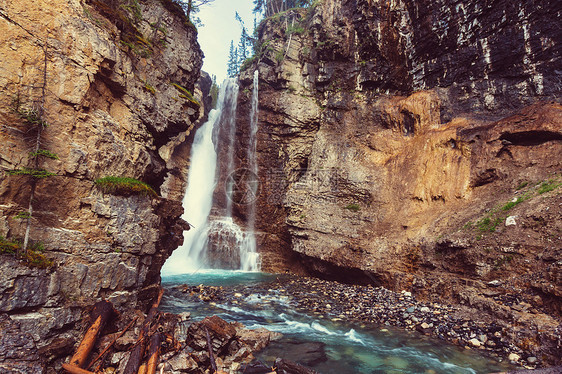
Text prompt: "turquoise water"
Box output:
[[161, 271, 513, 374], [162, 269, 278, 287]]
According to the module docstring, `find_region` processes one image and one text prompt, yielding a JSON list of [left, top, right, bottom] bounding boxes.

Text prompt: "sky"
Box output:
[[196, 0, 258, 82]]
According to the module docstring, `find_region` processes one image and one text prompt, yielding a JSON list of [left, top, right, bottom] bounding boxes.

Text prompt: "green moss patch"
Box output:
[[95, 176, 158, 198], [7, 168, 57, 179]]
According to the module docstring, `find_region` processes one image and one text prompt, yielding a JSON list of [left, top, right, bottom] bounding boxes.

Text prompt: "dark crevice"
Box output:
[[471, 168, 500, 187], [499, 130, 562, 146], [296, 252, 383, 286], [402, 111, 416, 136]]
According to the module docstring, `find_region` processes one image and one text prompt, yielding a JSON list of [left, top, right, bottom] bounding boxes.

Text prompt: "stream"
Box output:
[[160, 270, 513, 374]]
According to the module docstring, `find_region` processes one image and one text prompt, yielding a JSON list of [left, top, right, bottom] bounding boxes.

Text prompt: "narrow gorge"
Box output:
[[0, 0, 560, 373]]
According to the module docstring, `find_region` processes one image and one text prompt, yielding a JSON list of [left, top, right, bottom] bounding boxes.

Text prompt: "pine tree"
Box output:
[[238, 28, 249, 63], [227, 40, 239, 78], [235, 12, 254, 66], [253, 0, 314, 17]]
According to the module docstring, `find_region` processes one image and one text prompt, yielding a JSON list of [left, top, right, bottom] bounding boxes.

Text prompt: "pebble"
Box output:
[[468, 338, 482, 348], [508, 353, 521, 362], [420, 322, 430, 329], [420, 306, 430, 313], [527, 356, 537, 364]]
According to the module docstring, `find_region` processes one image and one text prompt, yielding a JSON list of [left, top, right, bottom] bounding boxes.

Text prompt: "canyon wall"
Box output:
[[236, 0, 561, 363], [0, 0, 202, 369]]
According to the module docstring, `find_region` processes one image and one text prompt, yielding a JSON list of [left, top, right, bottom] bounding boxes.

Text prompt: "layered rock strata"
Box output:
[[235, 0, 561, 365], [0, 0, 202, 367]]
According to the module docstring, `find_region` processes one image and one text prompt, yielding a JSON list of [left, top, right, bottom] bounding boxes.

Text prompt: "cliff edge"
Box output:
[[0, 0, 202, 370]]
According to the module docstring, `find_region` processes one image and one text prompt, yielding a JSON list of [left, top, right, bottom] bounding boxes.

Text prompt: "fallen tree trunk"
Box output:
[[123, 288, 165, 374], [146, 332, 163, 374], [205, 327, 217, 373], [61, 363, 95, 374], [87, 316, 137, 371], [68, 300, 116, 368], [123, 341, 146, 374]]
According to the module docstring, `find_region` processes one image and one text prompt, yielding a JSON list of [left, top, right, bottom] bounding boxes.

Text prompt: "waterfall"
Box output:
[[162, 73, 260, 275], [243, 70, 260, 268]]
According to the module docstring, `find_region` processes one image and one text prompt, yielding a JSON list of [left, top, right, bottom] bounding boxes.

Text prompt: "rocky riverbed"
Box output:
[[167, 275, 559, 371]]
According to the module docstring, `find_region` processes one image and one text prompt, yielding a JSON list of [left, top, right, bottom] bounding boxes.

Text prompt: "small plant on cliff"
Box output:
[[30, 149, 59, 160], [344, 203, 360, 212], [142, 80, 156, 95], [516, 181, 529, 190], [6, 44, 58, 255], [95, 176, 158, 198], [0, 237, 53, 268], [171, 83, 200, 106], [6, 167, 56, 179], [14, 211, 32, 220], [285, 23, 305, 36], [501, 194, 529, 211], [537, 179, 562, 194], [476, 216, 503, 232]]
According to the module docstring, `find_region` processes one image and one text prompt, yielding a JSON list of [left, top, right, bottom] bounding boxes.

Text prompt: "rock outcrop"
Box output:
[[235, 0, 561, 365], [0, 0, 203, 367]]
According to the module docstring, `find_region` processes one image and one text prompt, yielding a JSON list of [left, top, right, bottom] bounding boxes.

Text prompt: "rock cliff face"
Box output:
[[237, 0, 561, 364], [0, 0, 202, 365]]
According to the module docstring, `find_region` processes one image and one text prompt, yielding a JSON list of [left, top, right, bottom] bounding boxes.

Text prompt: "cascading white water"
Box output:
[[162, 73, 261, 275], [161, 81, 237, 275], [206, 71, 260, 272], [242, 70, 260, 269]]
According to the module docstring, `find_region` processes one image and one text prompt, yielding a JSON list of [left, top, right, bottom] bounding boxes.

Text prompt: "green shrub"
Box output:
[[501, 195, 527, 211], [0, 237, 52, 268], [286, 24, 305, 36], [14, 211, 31, 220], [0, 236, 19, 254], [18, 107, 48, 127], [516, 181, 529, 190], [537, 180, 561, 194], [240, 56, 257, 72], [171, 83, 200, 106], [95, 176, 158, 198], [30, 149, 59, 160], [476, 216, 502, 232], [344, 203, 360, 212], [275, 50, 284, 63], [7, 168, 56, 179]]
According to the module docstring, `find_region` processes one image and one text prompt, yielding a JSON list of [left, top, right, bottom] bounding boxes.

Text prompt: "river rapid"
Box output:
[[160, 270, 514, 374]]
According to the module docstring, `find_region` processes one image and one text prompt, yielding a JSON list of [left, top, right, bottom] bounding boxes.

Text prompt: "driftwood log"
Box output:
[[123, 288, 165, 374], [61, 363, 95, 374], [67, 300, 116, 369], [87, 316, 137, 371], [205, 326, 218, 373], [146, 332, 163, 374]]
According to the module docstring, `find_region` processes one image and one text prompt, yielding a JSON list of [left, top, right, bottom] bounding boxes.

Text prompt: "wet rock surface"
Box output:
[[168, 275, 561, 370]]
